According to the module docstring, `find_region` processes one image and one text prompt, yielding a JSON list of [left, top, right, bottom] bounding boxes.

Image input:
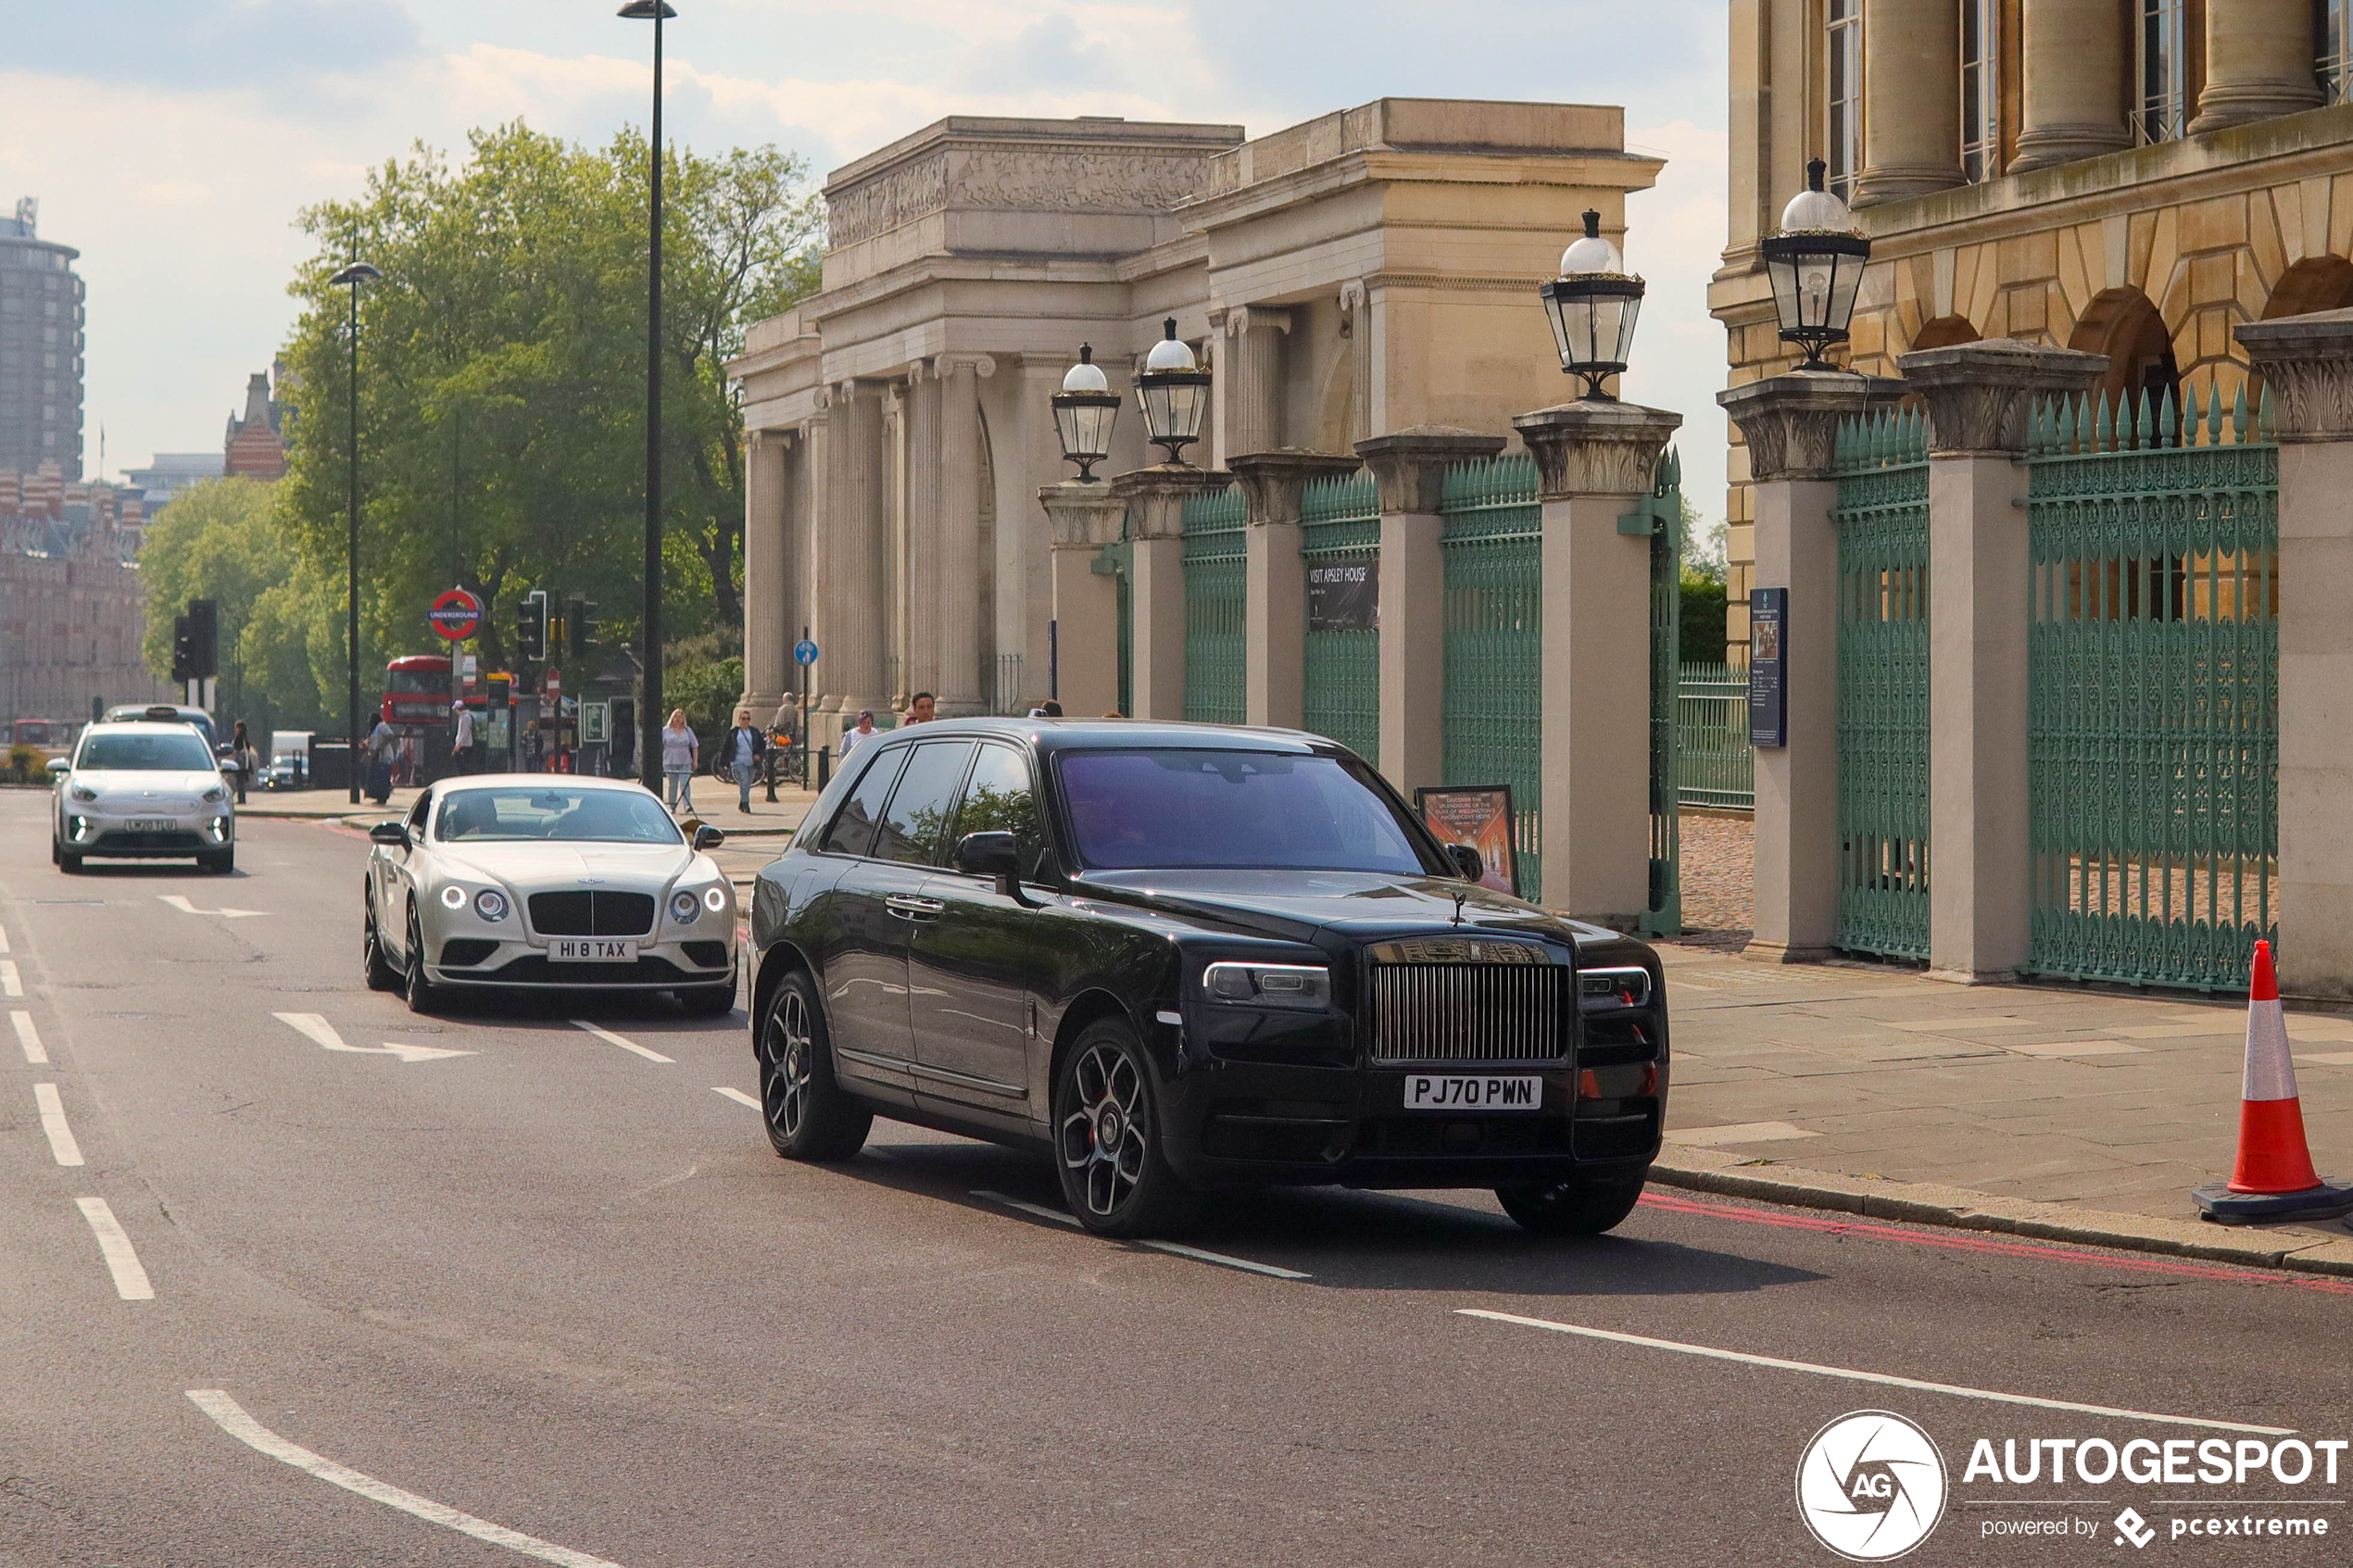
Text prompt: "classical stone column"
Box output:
[[1339, 282, 1377, 445], [1038, 480, 1128, 720], [1231, 449, 1361, 731], [800, 397, 835, 710], [1854, 0, 1964, 205], [827, 380, 891, 720], [1221, 307, 1290, 462], [739, 427, 790, 715], [936, 355, 995, 715], [903, 363, 943, 704], [1109, 464, 1230, 721], [2238, 309, 2353, 999], [1897, 339, 2106, 982], [1718, 372, 1906, 963], [1514, 399, 1684, 927], [2011, 0, 2131, 171], [2191, 0, 2324, 133], [1354, 426, 1505, 794]]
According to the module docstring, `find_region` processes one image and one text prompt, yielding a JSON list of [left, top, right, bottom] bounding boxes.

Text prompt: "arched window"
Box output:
[[2134, 0, 2192, 144], [2070, 288, 2181, 409], [1827, 0, 1863, 202], [1960, 0, 2002, 181]]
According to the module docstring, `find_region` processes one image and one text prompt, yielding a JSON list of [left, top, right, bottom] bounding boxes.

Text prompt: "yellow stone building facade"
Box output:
[[1710, 0, 2353, 659]]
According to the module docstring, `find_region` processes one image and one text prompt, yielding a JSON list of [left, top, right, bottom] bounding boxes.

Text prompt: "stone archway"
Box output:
[[2069, 287, 2180, 409], [1909, 315, 1980, 351], [2263, 256, 2353, 320]]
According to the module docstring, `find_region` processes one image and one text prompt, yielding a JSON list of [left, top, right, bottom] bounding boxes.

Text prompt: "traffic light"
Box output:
[[516, 591, 547, 661], [170, 615, 195, 683], [186, 599, 219, 681], [567, 596, 595, 662]]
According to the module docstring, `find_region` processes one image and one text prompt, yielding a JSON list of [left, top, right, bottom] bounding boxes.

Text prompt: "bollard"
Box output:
[[763, 746, 779, 804], [816, 746, 830, 790]]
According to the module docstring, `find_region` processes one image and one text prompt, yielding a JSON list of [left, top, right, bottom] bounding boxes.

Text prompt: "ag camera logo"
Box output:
[[1796, 1411, 1948, 1561]]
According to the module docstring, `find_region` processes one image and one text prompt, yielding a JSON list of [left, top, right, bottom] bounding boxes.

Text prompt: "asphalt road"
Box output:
[[6, 791, 2352, 1567]]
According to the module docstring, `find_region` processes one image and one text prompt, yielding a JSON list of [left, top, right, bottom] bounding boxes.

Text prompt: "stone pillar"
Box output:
[[1339, 282, 1377, 445], [827, 380, 891, 719], [1110, 465, 1230, 721], [2238, 309, 2353, 999], [800, 397, 835, 709], [1355, 426, 1506, 794], [2011, 0, 2131, 171], [936, 355, 994, 715], [1221, 307, 1290, 463], [2192, 0, 2324, 132], [1718, 372, 1907, 963], [1231, 449, 1362, 731], [1038, 481, 1128, 721], [1854, 0, 1964, 205], [903, 363, 943, 704], [1514, 399, 1684, 928], [740, 428, 790, 714], [1898, 340, 2107, 982]]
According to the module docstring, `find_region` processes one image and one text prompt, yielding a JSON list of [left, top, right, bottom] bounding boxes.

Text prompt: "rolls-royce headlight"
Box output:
[[702, 885, 727, 912], [1202, 961, 1330, 1010], [439, 885, 467, 910], [474, 889, 510, 922], [670, 890, 701, 924]]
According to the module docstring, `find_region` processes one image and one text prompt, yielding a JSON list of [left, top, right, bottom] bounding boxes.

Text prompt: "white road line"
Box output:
[[1, 960, 19, 998], [0, 922, 12, 952], [967, 1189, 1311, 1278], [1457, 1310, 2293, 1436], [572, 1021, 673, 1063], [711, 1086, 760, 1110], [183, 1391, 628, 1568], [12, 1011, 45, 1065], [272, 1012, 474, 1064], [32, 1082, 82, 1167], [75, 1197, 153, 1299]]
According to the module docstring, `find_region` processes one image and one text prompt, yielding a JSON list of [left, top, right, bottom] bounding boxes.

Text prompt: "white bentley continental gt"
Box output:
[[363, 775, 737, 1015], [50, 720, 238, 873]]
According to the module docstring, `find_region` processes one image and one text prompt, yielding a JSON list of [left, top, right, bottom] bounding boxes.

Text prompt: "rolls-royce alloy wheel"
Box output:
[[1053, 1018, 1197, 1238], [1494, 1174, 1645, 1237], [759, 971, 870, 1160], [362, 893, 400, 992]]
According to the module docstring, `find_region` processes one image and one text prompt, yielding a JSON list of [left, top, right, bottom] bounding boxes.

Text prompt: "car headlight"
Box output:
[[473, 889, 510, 922], [1202, 961, 1331, 1010], [204, 787, 223, 803], [703, 884, 727, 912], [439, 885, 467, 910], [670, 890, 701, 924], [69, 784, 96, 802]]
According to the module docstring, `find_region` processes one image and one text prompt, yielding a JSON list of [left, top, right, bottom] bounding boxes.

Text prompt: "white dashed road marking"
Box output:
[[572, 1021, 673, 1063], [711, 1086, 760, 1109], [1457, 1310, 2291, 1436], [969, 1189, 1311, 1279], [33, 1082, 82, 1166], [184, 1391, 629, 1568], [76, 1197, 153, 1299], [0, 922, 12, 952], [272, 1012, 474, 1063], [12, 1011, 44, 1064], [1, 960, 19, 998], [157, 895, 266, 919]]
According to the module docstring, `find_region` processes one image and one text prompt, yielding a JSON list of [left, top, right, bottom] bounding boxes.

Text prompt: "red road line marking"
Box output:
[[1637, 1190, 2353, 1294]]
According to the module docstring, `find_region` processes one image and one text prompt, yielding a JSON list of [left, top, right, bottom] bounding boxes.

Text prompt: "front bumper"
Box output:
[[425, 936, 737, 991], [59, 811, 234, 857]]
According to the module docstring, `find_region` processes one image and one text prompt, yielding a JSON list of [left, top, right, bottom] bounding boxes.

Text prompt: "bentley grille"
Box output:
[[1367, 957, 1567, 1064], [528, 891, 656, 937]]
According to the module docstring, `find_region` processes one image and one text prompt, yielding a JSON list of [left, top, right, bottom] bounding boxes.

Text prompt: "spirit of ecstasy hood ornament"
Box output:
[[1451, 888, 1468, 926]]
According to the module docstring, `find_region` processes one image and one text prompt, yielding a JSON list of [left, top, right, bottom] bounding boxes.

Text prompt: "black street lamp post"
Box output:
[[1134, 320, 1210, 465], [621, 0, 675, 791], [328, 257, 382, 806], [1761, 157, 1871, 371], [1538, 211, 1645, 401]]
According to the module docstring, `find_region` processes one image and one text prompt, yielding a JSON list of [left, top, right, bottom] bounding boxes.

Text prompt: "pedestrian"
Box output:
[[838, 709, 877, 759], [722, 707, 767, 814], [661, 709, 698, 812], [906, 691, 936, 725], [364, 715, 398, 805], [450, 701, 476, 774], [230, 721, 256, 805], [1026, 700, 1064, 719]]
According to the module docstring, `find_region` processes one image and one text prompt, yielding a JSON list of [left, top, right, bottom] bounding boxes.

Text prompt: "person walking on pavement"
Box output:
[[364, 716, 399, 806], [661, 709, 698, 812], [723, 709, 767, 814], [450, 701, 476, 774], [838, 709, 877, 759], [230, 721, 256, 805]]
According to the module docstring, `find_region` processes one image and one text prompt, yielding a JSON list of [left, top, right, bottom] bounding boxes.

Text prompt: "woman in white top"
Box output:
[[661, 709, 698, 811]]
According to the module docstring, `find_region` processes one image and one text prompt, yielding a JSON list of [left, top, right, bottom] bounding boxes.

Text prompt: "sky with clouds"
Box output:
[[3, 0, 1731, 513]]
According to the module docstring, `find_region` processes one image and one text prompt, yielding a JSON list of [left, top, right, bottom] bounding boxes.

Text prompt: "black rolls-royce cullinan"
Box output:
[[747, 720, 1667, 1238]]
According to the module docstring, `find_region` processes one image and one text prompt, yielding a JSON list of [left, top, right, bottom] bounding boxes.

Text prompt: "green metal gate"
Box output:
[[1181, 483, 1246, 725], [1095, 537, 1134, 720], [1441, 455, 1543, 900], [1832, 408, 1931, 960], [1641, 448, 1683, 937], [1300, 470, 1381, 760], [1677, 663, 1755, 810], [2021, 388, 2278, 991]]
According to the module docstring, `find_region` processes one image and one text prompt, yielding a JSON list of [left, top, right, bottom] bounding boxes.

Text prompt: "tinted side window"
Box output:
[[873, 742, 976, 866], [953, 744, 1045, 877], [819, 747, 909, 858]]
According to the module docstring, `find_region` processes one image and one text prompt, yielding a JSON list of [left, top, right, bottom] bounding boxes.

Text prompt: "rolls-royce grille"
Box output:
[[528, 891, 655, 937], [1368, 962, 1566, 1063]]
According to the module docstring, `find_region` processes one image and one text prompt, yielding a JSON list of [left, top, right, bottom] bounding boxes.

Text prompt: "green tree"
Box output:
[[138, 478, 331, 737], [277, 122, 821, 688]]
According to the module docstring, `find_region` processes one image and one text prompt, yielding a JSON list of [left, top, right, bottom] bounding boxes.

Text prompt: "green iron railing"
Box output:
[[1300, 469, 1381, 760], [1833, 408, 1931, 960], [1440, 454, 1543, 900], [1677, 662, 1755, 811], [1181, 483, 1246, 726], [2021, 385, 2278, 991], [1643, 448, 1684, 937]]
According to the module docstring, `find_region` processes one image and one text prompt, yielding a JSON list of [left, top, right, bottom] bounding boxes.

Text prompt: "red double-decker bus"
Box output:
[[383, 655, 455, 726]]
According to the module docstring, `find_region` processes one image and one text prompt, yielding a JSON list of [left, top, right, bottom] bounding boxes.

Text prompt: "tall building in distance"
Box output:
[[0, 199, 85, 482]]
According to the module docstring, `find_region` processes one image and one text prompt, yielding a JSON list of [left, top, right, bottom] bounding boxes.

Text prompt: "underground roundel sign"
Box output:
[[429, 587, 484, 642]]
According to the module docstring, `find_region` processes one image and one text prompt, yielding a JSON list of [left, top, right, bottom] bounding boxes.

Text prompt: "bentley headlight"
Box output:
[[473, 889, 510, 922], [702, 884, 727, 912], [69, 784, 96, 803], [439, 884, 467, 910], [1202, 961, 1331, 1010], [670, 890, 701, 924], [203, 786, 224, 803]]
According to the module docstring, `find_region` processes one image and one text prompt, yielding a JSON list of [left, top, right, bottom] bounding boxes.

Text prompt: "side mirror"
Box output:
[[44, 758, 69, 775], [369, 822, 411, 848], [693, 824, 725, 850], [953, 831, 1019, 877], [1445, 843, 1483, 883]]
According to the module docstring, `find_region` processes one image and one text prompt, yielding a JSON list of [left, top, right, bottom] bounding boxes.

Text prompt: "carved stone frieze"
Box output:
[[952, 148, 1214, 216], [827, 154, 950, 248], [1894, 340, 2107, 456], [1718, 371, 1908, 482], [1511, 402, 1683, 500], [2238, 309, 2353, 443]]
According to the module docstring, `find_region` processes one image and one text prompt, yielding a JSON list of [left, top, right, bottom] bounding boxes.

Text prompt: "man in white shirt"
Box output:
[[451, 702, 476, 773]]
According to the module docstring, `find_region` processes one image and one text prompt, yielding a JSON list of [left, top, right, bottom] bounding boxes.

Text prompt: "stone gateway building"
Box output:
[[728, 99, 1663, 725]]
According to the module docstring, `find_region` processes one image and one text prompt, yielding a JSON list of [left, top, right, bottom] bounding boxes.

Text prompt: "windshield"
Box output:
[[387, 669, 445, 695], [434, 786, 683, 845], [78, 733, 217, 771], [1059, 749, 1437, 874]]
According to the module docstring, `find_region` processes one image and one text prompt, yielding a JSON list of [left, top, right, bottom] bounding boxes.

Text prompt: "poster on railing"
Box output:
[[1307, 558, 1378, 632], [1416, 784, 1519, 897]]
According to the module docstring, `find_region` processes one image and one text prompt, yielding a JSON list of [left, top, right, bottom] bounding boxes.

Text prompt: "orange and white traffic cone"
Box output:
[[2194, 940, 2353, 1224]]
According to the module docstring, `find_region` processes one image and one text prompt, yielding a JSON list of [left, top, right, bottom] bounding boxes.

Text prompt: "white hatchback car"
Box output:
[[50, 721, 238, 873]]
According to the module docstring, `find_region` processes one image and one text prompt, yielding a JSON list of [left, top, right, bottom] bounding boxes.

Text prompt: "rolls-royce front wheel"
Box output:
[[759, 970, 870, 1160], [1053, 1017, 1197, 1238], [1494, 1173, 1645, 1236]]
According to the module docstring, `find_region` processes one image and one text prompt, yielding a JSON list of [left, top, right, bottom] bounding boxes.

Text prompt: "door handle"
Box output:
[[886, 895, 947, 922]]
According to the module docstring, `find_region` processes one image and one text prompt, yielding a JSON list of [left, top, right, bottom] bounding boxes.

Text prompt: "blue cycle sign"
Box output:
[[793, 639, 820, 667]]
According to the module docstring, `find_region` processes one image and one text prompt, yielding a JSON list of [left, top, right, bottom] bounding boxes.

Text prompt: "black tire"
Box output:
[[362, 894, 401, 992], [758, 970, 870, 1160], [679, 983, 736, 1018], [404, 905, 441, 1015], [1052, 1016, 1199, 1238], [1495, 1173, 1646, 1237], [50, 836, 59, 866], [200, 848, 233, 874]]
